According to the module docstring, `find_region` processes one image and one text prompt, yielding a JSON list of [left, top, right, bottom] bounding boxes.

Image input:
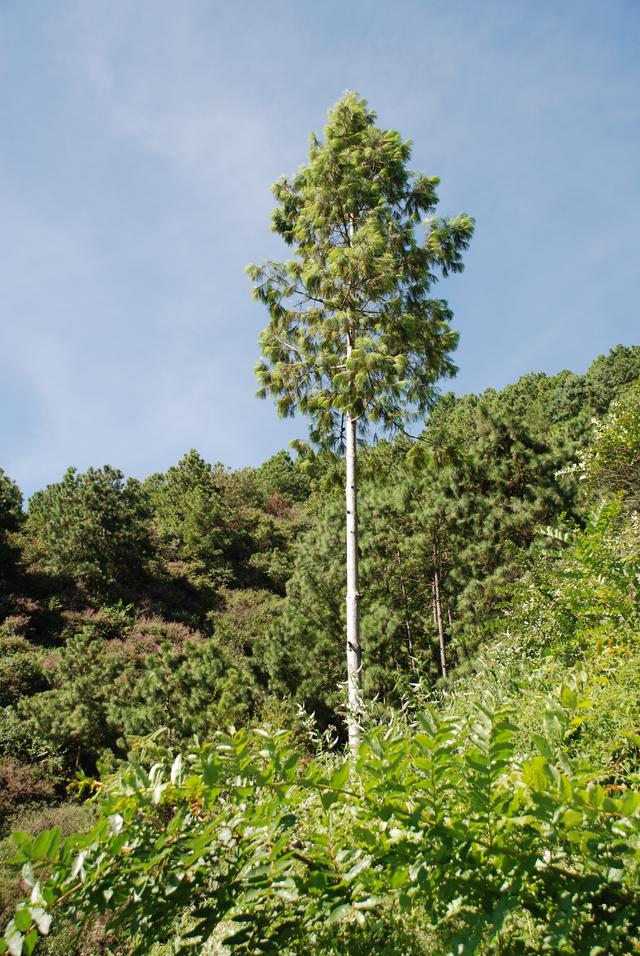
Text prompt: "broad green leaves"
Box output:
[[4, 685, 640, 954]]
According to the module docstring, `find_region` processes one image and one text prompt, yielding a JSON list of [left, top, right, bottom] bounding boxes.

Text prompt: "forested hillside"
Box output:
[[1, 343, 639, 954]]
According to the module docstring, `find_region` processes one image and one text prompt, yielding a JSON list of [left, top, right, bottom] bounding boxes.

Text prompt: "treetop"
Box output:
[[248, 91, 474, 450]]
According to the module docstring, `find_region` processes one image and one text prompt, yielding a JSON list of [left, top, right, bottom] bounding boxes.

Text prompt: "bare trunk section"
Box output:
[[433, 543, 447, 679], [396, 548, 415, 665], [432, 581, 438, 628], [345, 213, 361, 753], [345, 398, 361, 751]]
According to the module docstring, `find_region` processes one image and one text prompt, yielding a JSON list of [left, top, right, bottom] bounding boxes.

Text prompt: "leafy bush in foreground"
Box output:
[[3, 676, 640, 955]]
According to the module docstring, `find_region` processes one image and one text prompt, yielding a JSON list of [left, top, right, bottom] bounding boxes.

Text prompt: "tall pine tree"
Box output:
[[248, 92, 473, 748]]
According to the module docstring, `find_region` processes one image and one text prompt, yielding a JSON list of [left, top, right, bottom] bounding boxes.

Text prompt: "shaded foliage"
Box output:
[[0, 471, 23, 593], [0, 344, 639, 953], [26, 467, 152, 600]]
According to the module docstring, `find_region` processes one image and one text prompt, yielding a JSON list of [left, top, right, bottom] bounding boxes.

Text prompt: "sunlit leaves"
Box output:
[[4, 685, 640, 954]]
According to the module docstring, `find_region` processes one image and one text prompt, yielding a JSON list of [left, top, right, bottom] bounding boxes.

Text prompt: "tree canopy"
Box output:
[[247, 91, 474, 448], [26, 466, 151, 599]]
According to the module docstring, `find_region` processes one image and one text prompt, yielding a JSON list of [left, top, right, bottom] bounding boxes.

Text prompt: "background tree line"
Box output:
[[1, 343, 639, 955], [0, 344, 637, 833]]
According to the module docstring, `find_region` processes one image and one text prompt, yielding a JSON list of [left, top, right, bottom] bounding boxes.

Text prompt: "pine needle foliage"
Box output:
[[247, 91, 474, 448]]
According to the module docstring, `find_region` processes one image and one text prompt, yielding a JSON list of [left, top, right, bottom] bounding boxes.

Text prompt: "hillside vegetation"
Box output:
[[0, 343, 639, 954]]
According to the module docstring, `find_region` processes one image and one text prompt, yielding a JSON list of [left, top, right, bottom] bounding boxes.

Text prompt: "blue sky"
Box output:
[[1, 1, 638, 498]]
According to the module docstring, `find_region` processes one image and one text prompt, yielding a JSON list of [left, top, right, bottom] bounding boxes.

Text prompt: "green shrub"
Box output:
[[0, 470, 23, 589], [4, 680, 640, 955], [578, 382, 640, 508], [26, 467, 151, 600]]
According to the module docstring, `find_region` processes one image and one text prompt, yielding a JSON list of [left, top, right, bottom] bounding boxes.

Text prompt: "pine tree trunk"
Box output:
[[396, 548, 415, 664], [433, 543, 447, 679], [432, 581, 438, 628], [345, 214, 361, 753], [345, 405, 361, 751]]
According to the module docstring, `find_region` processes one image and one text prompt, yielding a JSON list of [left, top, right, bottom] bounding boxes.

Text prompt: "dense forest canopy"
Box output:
[[1, 341, 639, 953]]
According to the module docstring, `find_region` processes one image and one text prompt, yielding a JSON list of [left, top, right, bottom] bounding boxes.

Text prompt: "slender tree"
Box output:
[[248, 92, 474, 749]]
